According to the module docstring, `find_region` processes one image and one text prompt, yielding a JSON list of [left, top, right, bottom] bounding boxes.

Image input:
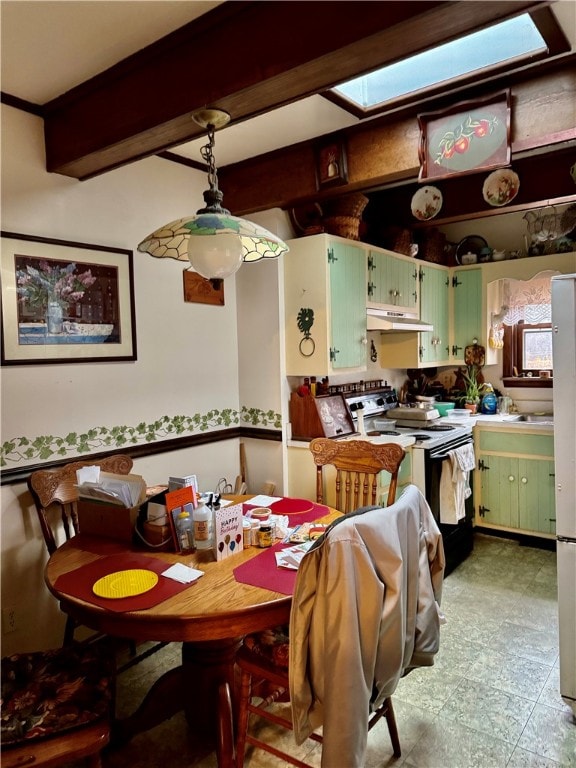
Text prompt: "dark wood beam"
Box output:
[[219, 64, 576, 215], [43, 0, 543, 180]]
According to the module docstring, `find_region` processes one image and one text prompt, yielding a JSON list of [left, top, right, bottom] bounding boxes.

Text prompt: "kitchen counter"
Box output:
[[287, 433, 417, 449], [440, 414, 554, 431]]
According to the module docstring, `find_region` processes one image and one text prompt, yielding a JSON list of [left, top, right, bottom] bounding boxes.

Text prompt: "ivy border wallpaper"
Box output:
[[1, 406, 281, 467]]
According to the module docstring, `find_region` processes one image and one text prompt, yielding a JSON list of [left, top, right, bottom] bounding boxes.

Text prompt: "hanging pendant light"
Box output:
[[137, 108, 289, 280]]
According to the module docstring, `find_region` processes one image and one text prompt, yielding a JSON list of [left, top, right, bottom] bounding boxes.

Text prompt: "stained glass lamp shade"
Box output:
[[137, 109, 289, 280]]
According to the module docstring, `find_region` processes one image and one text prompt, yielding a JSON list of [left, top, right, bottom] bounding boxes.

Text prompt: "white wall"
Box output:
[[0, 105, 246, 652]]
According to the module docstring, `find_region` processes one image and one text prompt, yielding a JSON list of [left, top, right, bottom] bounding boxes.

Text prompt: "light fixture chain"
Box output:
[[200, 124, 219, 193]]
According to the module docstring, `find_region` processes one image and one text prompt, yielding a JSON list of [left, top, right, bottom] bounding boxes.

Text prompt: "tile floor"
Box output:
[[105, 534, 575, 768]]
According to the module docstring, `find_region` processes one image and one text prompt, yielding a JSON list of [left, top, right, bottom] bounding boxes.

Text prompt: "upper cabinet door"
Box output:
[[451, 267, 482, 361], [329, 241, 368, 369], [420, 264, 450, 365], [367, 250, 418, 312]]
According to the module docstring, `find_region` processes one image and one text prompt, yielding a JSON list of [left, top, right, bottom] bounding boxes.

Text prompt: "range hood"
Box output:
[[367, 308, 433, 332]]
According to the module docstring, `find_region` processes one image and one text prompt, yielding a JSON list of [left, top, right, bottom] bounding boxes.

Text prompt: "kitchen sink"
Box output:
[[516, 414, 554, 423]]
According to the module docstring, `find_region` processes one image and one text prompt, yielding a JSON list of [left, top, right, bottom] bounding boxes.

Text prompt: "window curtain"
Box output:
[[500, 270, 558, 325]]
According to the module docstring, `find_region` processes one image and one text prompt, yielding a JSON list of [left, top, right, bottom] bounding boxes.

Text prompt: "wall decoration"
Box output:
[[314, 136, 348, 190], [183, 269, 225, 305], [297, 307, 316, 356], [418, 90, 511, 181], [482, 169, 520, 207], [410, 186, 443, 221], [1, 232, 137, 365], [0, 406, 282, 468]]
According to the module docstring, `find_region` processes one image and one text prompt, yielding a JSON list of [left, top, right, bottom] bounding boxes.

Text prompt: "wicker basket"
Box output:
[[323, 193, 368, 240], [323, 215, 362, 240], [421, 228, 446, 264], [325, 192, 369, 218]]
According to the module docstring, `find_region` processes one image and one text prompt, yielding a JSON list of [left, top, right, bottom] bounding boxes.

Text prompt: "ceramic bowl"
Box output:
[[435, 402, 455, 417]]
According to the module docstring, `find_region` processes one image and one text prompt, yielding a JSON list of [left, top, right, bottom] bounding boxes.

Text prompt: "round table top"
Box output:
[[45, 496, 337, 643]]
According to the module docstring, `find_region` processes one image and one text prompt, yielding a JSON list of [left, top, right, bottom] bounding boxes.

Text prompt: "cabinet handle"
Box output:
[[479, 505, 490, 517], [452, 345, 463, 356], [521, 477, 528, 484], [508, 475, 515, 482]]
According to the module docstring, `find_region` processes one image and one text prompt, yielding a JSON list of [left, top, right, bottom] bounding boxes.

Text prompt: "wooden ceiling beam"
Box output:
[[219, 64, 576, 216], [43, 0, 542, 180]]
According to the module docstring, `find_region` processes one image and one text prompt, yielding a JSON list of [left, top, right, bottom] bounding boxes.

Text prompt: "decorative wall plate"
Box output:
[[482, 169, 520, 207], [411, 186, 443, 220]]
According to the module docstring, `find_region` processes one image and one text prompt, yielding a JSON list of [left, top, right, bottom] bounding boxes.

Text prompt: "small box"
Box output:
[[77, 500, 140, 543], [142, 521, 172, 552]]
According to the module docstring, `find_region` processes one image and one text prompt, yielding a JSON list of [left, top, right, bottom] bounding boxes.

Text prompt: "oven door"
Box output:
[[424, 435, 475, 576]]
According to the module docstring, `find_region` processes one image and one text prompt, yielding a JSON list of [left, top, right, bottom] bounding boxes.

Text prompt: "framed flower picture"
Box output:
[[1, 231, 137, 365], [418, 90, 511, 182]]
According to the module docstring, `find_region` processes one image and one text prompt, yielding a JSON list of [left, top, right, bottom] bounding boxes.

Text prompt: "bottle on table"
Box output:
[[193, 503, 213, 550], [176, 508, 195, 554]]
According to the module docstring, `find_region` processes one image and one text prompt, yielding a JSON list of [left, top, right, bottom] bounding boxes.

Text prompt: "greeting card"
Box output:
[[213, 503, 243, 561]]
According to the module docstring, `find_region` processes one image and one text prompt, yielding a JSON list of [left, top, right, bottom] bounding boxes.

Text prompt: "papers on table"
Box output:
[[161, 563, 204, 584], [275, 541, 315, 570], [76, 470, 147, 508], [245, 494, 282, 508]]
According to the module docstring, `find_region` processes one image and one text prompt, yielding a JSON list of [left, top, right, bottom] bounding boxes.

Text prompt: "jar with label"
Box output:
[[193, 503, 213, 550], [258, 523, 273, 548], [176, 509, 195, 554], [242, 520, 252, 548]]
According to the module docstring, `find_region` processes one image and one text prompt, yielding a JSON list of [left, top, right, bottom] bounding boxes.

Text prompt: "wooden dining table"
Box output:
[[44, 495, 338, 768]]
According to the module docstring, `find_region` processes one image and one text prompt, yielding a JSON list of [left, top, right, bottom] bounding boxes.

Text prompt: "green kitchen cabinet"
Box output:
[[420, 263, 450, 366], [367, 249, 419, 312], [451, 267, 482, 361], [377, 262, 449, 369], [475, 428, 556, 537], [284, 234, 368, 376]]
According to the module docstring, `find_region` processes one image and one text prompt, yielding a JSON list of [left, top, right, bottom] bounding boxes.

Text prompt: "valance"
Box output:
[[499, 270, 558, 325]]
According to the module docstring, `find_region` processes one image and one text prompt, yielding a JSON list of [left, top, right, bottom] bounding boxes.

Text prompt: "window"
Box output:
[[497, 272, 558, 388], [503, 322, 553, 382], [326, 9, 569, 118]]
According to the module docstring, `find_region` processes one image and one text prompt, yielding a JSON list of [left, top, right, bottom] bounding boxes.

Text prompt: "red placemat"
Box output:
[[233, 543, 299, 596], [243, 498, 323, 518], [54, 553, 194, 612], [233, 502, 330, 595]]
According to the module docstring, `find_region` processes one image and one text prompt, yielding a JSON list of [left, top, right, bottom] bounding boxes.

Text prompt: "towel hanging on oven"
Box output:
[[439, 444, 476, 525]]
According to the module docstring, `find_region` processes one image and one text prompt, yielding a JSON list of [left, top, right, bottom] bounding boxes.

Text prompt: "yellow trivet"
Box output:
[[93, 569, 159, 599]]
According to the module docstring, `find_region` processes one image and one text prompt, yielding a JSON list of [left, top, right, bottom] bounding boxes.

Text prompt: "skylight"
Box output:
[[332, 14, 547, 111]]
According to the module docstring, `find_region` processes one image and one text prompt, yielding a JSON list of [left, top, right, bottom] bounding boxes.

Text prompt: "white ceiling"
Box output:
[[0, 0, 358, 167], [1, 1, 574, 168]]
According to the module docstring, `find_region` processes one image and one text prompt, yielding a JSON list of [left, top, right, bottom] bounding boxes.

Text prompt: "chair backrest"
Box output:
[[28, 455, 133, 554], [309, 438, 405, 513]]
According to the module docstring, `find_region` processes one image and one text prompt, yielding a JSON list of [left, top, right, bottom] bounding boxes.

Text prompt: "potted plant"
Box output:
[[462, 364, 485, 413]]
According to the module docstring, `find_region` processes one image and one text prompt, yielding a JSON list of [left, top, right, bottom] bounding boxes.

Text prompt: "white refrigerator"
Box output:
[[551, 273, 576, 714]]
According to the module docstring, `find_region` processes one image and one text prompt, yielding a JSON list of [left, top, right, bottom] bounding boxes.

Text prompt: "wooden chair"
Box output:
[[28, 454, 134, 646], [1, 641, 115, 768], [234, 439, 406, 767], [309, 437, 406, 512]]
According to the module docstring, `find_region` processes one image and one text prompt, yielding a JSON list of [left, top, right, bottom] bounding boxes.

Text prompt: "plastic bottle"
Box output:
[[193, 503, 213, 550], [176, 508, 195, 554]]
